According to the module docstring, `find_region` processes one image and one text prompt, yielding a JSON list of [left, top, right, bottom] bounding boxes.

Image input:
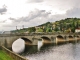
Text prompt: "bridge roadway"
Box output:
[[0, 33, 80, 48]]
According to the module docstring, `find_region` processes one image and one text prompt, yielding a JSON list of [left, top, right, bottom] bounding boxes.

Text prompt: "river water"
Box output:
[[20, 41, 80, 60]]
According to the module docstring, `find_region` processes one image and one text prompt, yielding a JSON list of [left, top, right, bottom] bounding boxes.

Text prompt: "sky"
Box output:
[[0, 0, 80, 31]]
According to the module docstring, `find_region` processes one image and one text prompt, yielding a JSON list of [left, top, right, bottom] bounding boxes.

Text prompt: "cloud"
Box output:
[[50, 7, 80, 21], [3, 9, 51, 28], [0, 5, 7, 15], [2, 6, 80, 31], [9, 9, 51, 22], [49, 7, 80, 21], [27, 0, 44, 3], [66, 7, 80, 18], [9, 17, 16, 20]]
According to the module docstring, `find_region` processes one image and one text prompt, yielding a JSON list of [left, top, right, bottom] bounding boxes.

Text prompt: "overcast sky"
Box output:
[[0, 0, 80, 31]]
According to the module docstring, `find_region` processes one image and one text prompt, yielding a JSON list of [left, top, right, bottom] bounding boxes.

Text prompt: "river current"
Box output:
[[20, 41, 80, 60]]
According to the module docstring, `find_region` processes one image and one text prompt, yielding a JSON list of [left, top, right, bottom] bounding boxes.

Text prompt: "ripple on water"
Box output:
[[24, 43, 80, 60]]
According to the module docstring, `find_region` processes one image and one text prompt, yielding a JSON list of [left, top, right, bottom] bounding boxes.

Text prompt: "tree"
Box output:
[[71, 21, 75, 33], [43, 26, 46, 32], [46, 28, 52, 32], [71, 27, 75, 33], [59, 21, 64, 31], [28, 27, 36, 33], [37, 28, 43, 32], [54, 27, 59, 32], [76, 21, 79, 28]]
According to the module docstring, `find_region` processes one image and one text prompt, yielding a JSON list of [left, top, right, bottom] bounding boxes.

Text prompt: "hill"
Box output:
[[11, 18, 80, 33]]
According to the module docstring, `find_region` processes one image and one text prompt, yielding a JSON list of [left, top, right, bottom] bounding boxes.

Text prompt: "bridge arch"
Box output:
[[9, 36, 33, 47], [56, 35, 64, 39], [74, 35, 80, 41], [41, 36, 51, 44], [55, 35, 65, 44], [21, 37, 32, 45], [76, 35, 79, 38], [68, 35, 74, 42], [41, 36, 51, 40], [68, 35, 73, 38], [0, 34, 80, 48]]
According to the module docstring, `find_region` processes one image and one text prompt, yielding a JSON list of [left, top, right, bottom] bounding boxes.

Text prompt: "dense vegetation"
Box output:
[[12, 18, 80, 33], [53, 18, 80, 33]]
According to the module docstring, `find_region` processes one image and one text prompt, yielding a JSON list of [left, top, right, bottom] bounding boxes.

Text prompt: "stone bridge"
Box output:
[[0, 33, 80, 48]]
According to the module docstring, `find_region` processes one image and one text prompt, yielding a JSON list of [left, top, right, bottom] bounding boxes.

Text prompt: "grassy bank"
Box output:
[[0, 50, 13, 60]]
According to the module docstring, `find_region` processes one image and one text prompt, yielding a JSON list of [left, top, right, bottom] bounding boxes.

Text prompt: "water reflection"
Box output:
[[73, 43, 80, 60], [20, 42, 80, 60], [12, 38, 25, 54], [38, 40, 43, 51]]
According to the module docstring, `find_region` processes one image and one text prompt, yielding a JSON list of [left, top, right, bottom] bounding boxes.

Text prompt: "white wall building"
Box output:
[[75, 29, 80, 33]]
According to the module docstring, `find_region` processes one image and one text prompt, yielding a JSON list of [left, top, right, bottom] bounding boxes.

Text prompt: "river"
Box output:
[[20, 41, 80, 60]]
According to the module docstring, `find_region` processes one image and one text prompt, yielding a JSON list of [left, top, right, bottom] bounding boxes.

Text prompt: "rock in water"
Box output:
[[12, 38, 25, 53]]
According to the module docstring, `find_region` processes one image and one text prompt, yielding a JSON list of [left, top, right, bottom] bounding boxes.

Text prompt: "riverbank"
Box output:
[[0, 50, 13, 60]]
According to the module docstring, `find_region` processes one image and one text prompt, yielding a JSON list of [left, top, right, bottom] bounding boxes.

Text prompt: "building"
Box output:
[[75, 28, 80, 33]]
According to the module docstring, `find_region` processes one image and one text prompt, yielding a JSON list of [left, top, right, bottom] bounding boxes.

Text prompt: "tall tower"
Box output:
[[22, 25, 24, 29], [16, 26, 17, 30]]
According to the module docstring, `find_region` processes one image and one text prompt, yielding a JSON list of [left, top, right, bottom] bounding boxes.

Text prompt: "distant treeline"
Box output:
[[11, 18, 80, 33]]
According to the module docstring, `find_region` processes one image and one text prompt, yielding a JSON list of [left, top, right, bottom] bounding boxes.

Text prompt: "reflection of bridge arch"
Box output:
[[56, 35, 65, 44], [68, 35, 74, 42]]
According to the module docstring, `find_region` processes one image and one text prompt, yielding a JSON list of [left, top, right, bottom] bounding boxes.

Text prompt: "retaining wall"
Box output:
[[1, 46, 28, 60]]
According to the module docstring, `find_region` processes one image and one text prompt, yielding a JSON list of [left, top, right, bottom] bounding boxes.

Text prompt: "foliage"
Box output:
[[37, 28, 43, 32], [28, 27, 36, 33], [54, 26, 59, 31], [11, 18, 80, 33], [46, 28, 52, 32]]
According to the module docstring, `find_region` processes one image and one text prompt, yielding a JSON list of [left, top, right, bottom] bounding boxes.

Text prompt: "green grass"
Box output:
[[0, 50, 13, 60]]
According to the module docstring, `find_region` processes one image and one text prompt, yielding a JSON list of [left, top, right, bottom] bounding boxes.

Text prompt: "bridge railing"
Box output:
[[1, 46, 28, 60], [0, 32, 76, 36]]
